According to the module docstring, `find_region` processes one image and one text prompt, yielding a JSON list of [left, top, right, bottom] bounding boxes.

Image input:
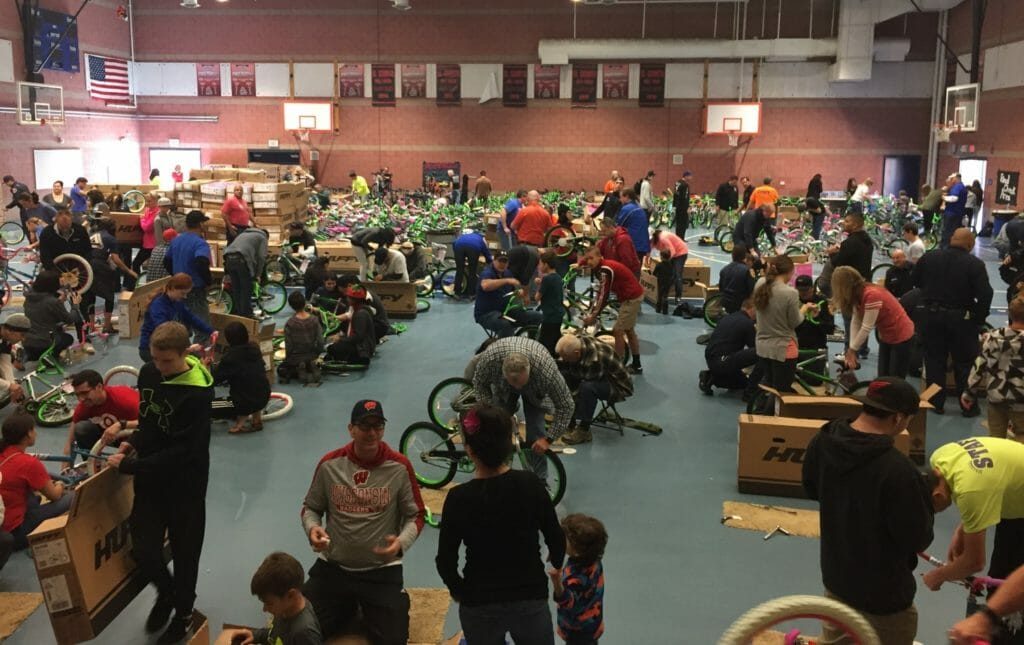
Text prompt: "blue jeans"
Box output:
[[496, 226, 515, 251], [575, 379, 612, 425], [476, 309, 543, 338], [11, 492, 75, 549], [458, 599, 554, 645]]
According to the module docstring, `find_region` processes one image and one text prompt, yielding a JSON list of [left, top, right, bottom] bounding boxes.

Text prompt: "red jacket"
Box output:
[[596, 227, 640, 274]]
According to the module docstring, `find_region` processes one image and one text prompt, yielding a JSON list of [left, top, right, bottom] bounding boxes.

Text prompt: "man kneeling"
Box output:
[[555, 334, 633, 445], [700, 298, 759, 399]]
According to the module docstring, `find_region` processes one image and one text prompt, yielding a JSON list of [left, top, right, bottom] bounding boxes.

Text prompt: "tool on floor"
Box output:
[[763, 525, 791, 541], [720, 515, 743, 524], [751, 503, 798, 514]]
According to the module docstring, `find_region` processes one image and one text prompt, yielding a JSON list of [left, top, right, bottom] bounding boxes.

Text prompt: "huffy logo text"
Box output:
[[761, 437, 805, 464]]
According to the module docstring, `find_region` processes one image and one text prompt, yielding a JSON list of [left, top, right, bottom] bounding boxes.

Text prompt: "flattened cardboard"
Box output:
[[119, 276, 171, 340]]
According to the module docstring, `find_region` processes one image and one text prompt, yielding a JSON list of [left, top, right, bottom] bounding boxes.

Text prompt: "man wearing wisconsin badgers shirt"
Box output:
[[579, 247, 645, 374], [301, 399, 425, 644]]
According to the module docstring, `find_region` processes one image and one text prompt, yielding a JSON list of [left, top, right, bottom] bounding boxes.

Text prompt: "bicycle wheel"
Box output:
[[514, 324, 539, 339], [870, 263, 893, 282], [257, 281, 288, 314], [544, 225, 578, 258], [122, 190, 146, 213], [53, 253, 94, 294], [746, 388, 779, 415], [36, 390, 78, 427], [428, 377, 475, 430], [265, 258, 287, 283], [416, 274, 433, 297], [719, 594, 880, 645], [713, 224, 731, 242], [0, 222, 25, 245], [103, 364, 140, 387], [87, 438, 124, 475], [719, 232, 735, 253], [208, 286, 233, 314], [399, 421, 458, 488], [510, 447, 567, 506], [703, 293, 727, 328], [416, 298, 431, 313], [439, 268, 458, 297], [262, 392, 294, 420]]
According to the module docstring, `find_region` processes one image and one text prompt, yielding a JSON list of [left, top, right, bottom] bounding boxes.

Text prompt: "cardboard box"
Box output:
[[737, 414, 910, 498], [190, 169, 214, 180], [318, 241, 361, 272], [29, 468, 152, 645], [754, 383, 940, 465], [110, 212, 142, 246], [640, 258, 712, 303], [778, 205, 801, 221], [118, 277, 171, 340], [209, 312, 277, 382], [367, 281, 418, 319], [189, 611, 210, 645], [212, 168, 239, 181]]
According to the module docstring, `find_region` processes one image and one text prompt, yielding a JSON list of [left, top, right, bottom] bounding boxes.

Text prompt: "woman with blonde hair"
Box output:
[[753, 255, 818, 393], [831, 266, 915, 378]]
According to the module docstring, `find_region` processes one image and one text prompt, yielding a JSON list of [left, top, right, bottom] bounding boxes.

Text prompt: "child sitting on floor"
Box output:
[[211, 321, 271, 434], [220, 552, 321, 645], [549, 513, 608, 644], [280, 291, 323, 385]]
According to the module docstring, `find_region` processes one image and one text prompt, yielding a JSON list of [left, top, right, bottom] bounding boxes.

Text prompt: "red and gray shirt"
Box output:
[[301, 441, 425, 572]]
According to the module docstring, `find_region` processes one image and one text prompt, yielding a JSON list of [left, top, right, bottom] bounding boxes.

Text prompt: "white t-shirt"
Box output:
[[851, 184, 871, 203], [906, 238, 926, 263]]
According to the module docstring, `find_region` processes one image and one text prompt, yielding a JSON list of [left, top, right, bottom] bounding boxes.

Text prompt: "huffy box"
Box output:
[[318, 241, 361, 273], [111, 212, 142, 246], [367, 281, 418, 319], [28, 467, 148, 645], [737, 414, 911, 498], [118, 276, 171, 340], [640, 259, 712, 303], [753, 383, 940, 465]]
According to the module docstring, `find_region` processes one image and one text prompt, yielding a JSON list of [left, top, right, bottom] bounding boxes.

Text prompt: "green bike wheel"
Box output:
[[258, 281, 288, 314], [36, 390, 78, 427], [440, 268, 458, 297], [417, 298, 431, 313], [703, 293, 727, 327], [208, 286, 233, 315], [265, 258, 287, 283], [713, 224, 731, 242], [399, 421, 458, 488], [719, 232, 735, 253], [428, 377, 475, 430], [510, 448, 566, 506]]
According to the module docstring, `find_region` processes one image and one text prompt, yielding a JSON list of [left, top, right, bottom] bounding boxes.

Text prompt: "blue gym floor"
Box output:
[[0, 230, 1008, 644]]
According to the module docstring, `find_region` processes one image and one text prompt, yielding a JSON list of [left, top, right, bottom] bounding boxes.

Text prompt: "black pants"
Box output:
[[24, 332, 74, 361], [655, 272, 673, 315], [453, 245, 480, 296], [921, 210, 935, 235], [675, 210, 689, 239], [304, 559, 409, 645], [878, 338, 912, 378], [224, 254, 254, 318], [125, 248, 152, 291], [73, 420, 105, 450], [758, 356, 798, 393], [921, 308, 979, 410], [210, 395, 266, 418], [0, 529, 13, 572], [538, 322, 561, 356], [130, 487, 206, 619], [978, 518, 1024, 644], [327, 337, 370, 365], [708, 348, 758, 390]]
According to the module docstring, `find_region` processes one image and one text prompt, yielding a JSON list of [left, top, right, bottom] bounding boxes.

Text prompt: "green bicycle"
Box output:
[[208, 276, 288, 315], [745, 349, 872, 415]]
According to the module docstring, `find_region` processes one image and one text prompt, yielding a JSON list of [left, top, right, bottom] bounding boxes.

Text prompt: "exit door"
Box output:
[[958, 158, 988, 228]]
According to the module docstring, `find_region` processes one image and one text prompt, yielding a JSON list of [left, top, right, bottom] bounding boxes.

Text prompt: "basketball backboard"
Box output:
[[703, 102, 761, 135], [283, 102, 333, 132], [944, 83, 979, 132], [16, 81, 64, 125]]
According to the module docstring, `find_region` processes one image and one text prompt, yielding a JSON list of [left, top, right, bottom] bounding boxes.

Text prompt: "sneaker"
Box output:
[[145, 594, 174, 633], [156, 613, 193, 645], [962, 405, 981, 418], [562, 427, 593, 445], [857, 347, 869, 359], [698, 370, 714, 395], [628, 364, 643, 375]]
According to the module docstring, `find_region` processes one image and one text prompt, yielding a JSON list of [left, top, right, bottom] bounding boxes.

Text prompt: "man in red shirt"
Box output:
[[221, 184, 251, 242], [64, 369, 140, 456], [579, 247, 645, 374], [510, 190, 556, 247]]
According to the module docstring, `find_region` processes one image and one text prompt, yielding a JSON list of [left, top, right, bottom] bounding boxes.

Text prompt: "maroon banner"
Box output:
[[639, 63, 665, 107], [502, 64, 528, 107], [372, 64, 396, 107], [338, 63, 364, 98], [602, 64, 629, 100], [401, 64, 426, 98], [436, 64, 461, 106], [230, 63, 255, 97], [534, 64, 560, 100], [196, 63, 221, 97], [572, 64, 598, 108]]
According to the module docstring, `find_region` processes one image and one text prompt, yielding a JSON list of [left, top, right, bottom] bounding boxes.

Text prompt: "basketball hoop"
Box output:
[[933, 123, 958, 143], [295, 128, 310, 143], [38, 117, 64, 143], [725, 129, 740, 147]]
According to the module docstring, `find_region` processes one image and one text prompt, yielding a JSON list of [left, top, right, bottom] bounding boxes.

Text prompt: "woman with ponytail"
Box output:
[[830, 266, 915, 378], [753, 255, 818, 393]]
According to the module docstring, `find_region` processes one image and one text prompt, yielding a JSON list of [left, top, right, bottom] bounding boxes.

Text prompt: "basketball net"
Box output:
[[296, 128, 310, 143], [933, 123, 957, 143], [726, 130, 740, 147], [39, 117, 64, 144]]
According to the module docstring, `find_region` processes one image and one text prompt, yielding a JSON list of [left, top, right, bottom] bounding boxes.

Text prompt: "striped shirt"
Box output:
[[555, 559, 605, 641]]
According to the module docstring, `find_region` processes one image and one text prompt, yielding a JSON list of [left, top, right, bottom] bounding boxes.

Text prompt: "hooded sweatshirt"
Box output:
[[120, 355, 215, 493], [596, 227, 640, 274], [802, 418, 934, 615], [23, 291, 79, 349], [139, 294, 215, 351], [966, 327, 1024, 405], [212, 343, 271, 413]]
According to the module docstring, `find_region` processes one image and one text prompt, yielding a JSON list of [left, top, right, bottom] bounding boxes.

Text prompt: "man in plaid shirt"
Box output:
[[555, 334, 634, 444], [470, 337, 574, 478]]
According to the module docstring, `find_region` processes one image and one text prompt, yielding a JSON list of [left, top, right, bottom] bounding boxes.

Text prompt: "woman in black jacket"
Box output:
[[807, 173, 823, 200], [210, 322, 270, 434]]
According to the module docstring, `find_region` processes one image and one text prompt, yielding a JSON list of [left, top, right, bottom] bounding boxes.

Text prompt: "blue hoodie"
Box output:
[[615, 202, 650, 253], [139, 293, 214, 351]]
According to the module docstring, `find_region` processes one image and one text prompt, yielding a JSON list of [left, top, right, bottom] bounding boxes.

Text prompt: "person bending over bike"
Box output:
[[474, 250, 542, 338], [211, 322, 271, 434], [555, 333, 633, 445], [65, 369, 139, 456], [325, 286, 376, 366], [577, 247, 645, 374], [23, 269, 80, 363], [281, 291, 324, 385]]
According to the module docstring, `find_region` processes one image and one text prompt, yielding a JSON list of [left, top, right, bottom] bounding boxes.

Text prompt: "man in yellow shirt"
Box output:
[[348, 170, 370, 199], [747, 177, 779, 210]]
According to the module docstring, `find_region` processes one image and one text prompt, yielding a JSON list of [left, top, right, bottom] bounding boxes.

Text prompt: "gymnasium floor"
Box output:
[[0, 229, 1007, 644]]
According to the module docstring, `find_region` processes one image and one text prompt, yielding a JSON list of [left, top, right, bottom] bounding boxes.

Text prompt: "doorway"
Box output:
[[882, 155, 922, 201], [148, 148, 202, 192], [958, 158, 988, 229]]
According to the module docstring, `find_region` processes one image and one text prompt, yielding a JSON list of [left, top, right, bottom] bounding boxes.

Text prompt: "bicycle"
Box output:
[[15, 344, 79, 426], [29, 438, 116, 487], [416, 242, 458, 298], [0, 245, 41, 305], [207, 275, 288, 316], [745, 350, 872, 415], [543, 225, 595, 259], [919, 552, 1008, 644], [720, 595, 880, 644], [481, 290, 541, 339], [121, 189, 146, 213], [264, 248, 312, 286], [0, 221, 25, 245]]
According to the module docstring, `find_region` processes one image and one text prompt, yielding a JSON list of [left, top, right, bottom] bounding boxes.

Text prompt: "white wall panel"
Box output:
[[461, 64, 499, 99], [984, 40, 1024, 91], [255, 63, 289, 97], [0, 39, 13, 84], [664, 64, 702, 99], [132, 62, 198, 96], [293, 63, 334, 97]]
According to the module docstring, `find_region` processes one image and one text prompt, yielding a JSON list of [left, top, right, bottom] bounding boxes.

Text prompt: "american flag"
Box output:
[[86, 54, 130, 103]]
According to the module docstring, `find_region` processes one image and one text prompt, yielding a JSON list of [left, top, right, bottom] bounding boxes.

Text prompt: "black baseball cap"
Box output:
[[494, 250, 509, 261], [185, 210, 209, 227], [351, 399, 386, 424], [795, 275, 813, 289], [852, 377, 921, 415]]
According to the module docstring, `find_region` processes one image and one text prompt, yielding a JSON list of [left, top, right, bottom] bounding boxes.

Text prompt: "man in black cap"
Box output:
[[803, 377, 934, 645], [0, 313, 30, 406], [301, 399, 424, 644]]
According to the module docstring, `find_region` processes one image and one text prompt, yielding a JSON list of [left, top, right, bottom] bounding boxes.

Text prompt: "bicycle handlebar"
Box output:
[[917, 552, 1005, 591]]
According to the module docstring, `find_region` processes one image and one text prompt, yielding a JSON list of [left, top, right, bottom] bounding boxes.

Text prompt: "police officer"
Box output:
[[911, 228, 993, 416]]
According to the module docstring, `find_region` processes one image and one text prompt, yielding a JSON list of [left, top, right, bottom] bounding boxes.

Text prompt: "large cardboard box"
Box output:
[[641, 259, 711, 304], [318, 241, 361, 273], [367, 281, 418, 319], [737, 414, 910, 498], [111, 211, 142, 246], [118, 277, 171, 340], [209, 312, 277, 381], [28, 468, 150, 644], [754, 383, 940, 465]]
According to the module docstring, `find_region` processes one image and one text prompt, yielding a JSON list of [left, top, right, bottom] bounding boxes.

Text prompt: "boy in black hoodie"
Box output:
[[802, 377, 934, 645], [210, 321, 271, 434], [107, 321, 215, 645]]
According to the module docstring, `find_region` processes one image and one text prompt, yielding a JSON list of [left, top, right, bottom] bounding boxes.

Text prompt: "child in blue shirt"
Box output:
[[535, 251, 565, 356], [549, 513, 608, 644]]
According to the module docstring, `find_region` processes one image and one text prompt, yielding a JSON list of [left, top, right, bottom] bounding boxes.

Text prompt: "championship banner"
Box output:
[[503, 64, 527, 107], [196, 63, 221, 97], [571, 64, 598, 108], [602, 64, 628, 99], [638, 63, 666, 107], [230, 63, 255, 97], [338, 63, 365, 98], [401, 64, 426, 99], [372, 64, 396, 106], [534, 64, 560, 100], [436, 64, 461, 106]]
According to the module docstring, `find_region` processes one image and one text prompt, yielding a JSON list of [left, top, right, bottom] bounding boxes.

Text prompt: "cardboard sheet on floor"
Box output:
[[753, 630, 799, 644], [0, 592, 44, 640], [721, 501, 820, 538], [419, 484, 456, 517], [408, 588, 452, 644]]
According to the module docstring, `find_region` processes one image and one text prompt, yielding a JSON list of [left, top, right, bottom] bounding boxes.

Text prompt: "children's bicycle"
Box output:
[[416, 243, 458, 298], [29, 437, 117, 487], [0, 245, 41, 306], [543, 225, 595, 258], [720, 595, 880, 644], [745, 350, 872, 415], [207, 275, 288, 315]]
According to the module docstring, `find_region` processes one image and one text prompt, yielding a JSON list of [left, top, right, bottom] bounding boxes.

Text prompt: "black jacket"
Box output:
[[39, 223, 92, 270], [715, 182, 738, 211], [733, 209, 775, 252], [673, 180, 691, 215], [807, 177, 823, 200], [912, 247, 993, 322], [884, 264, 914, 299], [212, 343, 271, 413], [796, 294, 834, 349], [705, 310, 755, 360], [350, 227, 395, 250], [802, 419, 934, 615], [592, 191, 621, 220], [830, 230, 874, 280], [718, 261, 756, 313]]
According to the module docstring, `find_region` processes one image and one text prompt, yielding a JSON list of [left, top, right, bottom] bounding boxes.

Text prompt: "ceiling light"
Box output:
[[180, 0, 200, 7], [392, 0, 411, 10]]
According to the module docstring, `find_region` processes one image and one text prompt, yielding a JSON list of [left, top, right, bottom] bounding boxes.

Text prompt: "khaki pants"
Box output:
[[988, 401, 1024, 442], [821, 590, 918, 645]]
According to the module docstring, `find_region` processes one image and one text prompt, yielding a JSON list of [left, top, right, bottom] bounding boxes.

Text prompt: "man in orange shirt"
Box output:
[[221, 184, 251, 242], [510, 190, 556, 247], [602, 170, 621, 196], [747, 177, 779, 210]]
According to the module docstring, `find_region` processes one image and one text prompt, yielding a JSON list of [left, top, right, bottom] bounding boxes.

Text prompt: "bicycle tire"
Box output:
[[746, 389, 779, 415], [428, 377, 475, 429], [719, 594, 880, 645], [87, 437, 126, 475], [719, 232, 735, 253], [713, 224, 731, 242], [265, 258, 287, 283], [103, 364, 140, 387], [870, 263, 893, 282], [122, 190, 146, 213], [703, 293, 727, 328], [53, 253, 94, 295], [0, 222, 25, 245], [439, 267, 458, 297], [544, 225, 578, 258], [416, 298, 431, 313], [208, 286, 233, 314], [258, 280, 288, 314], [515, 324, 539, 339], [36, 390, 77, 427], [262, 392, 293, 420], [399, 421, 458, 488], [510, 447, 567, 506], [416, 274, 434, 297]]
